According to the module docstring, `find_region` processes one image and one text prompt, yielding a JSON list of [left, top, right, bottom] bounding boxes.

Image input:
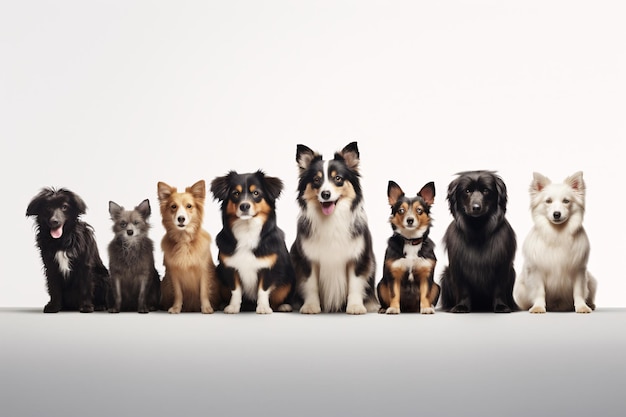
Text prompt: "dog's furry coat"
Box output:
[[26, 188, 110, 313], [513, 171, 597, 313]]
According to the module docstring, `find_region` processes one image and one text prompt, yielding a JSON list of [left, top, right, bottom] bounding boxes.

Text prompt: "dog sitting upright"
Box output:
[[107, 199, 160, 313], [290, 142, 379, 314], [377, 181, 439, 314], [513, 172, 597, 313], [26, 187, 110, 313], [210, 170, 296, 314], [157, 180, 220, 313]]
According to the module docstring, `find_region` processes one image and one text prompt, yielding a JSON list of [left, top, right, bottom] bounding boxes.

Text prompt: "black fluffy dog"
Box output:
[[440, 171, 517, 313], [26, 188, 110, 313]]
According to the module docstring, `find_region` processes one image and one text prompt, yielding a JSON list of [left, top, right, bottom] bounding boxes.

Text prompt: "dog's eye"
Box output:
[[417, 208, 423, 215], [398, 208, 405, 214], [563, 199, 570, 204], [313, 177, 322, 185], [334, 175, 343, 182], [186, 204, 192, 209], [61, 203, 69, 211], [482, 188, 490, 194], [253, 190, 260, 197], [171, 204, 177, 210], [465, 188, 471, 194], [133, 221, 139, 225], [232, 190, 240, 198], [545, 198, 552, 204], [120, 221, 127, 228]]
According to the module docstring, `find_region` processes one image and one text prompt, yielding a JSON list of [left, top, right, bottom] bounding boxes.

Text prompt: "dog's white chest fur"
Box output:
[[223, 217, 272, 299], [55, 250, 72, 278], [391, 242, 429, 282]]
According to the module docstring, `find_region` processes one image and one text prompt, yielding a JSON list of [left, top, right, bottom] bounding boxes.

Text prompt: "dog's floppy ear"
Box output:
[[26, 188, 54, 217], [530, 172, 551, 194], [387, 181, 404, 206], [418, 182, 435, 206], [62, 189, 87, 215], [447, 177, 460, 215], [335, 141, 360, 171], [157, 182, 175, 202], [187, 180, 206, 200], [135, 199, 151, 219], [494, 174, 508, 212], [257, 170, 283, 201], [108, 201, 123, 218], [210, 171, 236, 201]]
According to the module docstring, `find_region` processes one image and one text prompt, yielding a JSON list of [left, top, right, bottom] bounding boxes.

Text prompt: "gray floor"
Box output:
[[1, 308, 625, 417]]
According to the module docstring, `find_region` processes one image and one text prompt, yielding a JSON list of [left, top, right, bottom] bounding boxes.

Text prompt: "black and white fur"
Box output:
[[26, 187, 110, 313], [440, 171, 517, 313], [107, 199, 161, 313], [290, 142, 379, 314]]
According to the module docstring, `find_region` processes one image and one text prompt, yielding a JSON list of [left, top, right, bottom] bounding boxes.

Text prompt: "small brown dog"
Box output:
[[157, 180, 221, 313]]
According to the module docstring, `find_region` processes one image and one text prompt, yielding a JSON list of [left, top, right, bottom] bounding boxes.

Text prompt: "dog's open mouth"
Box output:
[[320, 201, 337, 216], [50, 226, 63, 239]]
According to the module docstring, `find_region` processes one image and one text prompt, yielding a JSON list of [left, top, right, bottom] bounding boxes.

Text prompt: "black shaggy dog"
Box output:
[[26, 188, 110, 313], [440, 171, 517, 313]]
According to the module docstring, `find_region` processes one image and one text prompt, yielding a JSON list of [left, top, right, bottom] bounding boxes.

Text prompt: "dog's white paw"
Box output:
[[168, 306, 181, 314], [300, 303, 322, 314], [575, 304, 592, 314], [223, 304, 241, 314], [201, 304, 214, 314], [276, 303, 293, 312], [385, 307, 400, 315], [529, 305, 546, 314], [420, 307, 435, 315], [256, 304, 273, 314], [346, 303, 367, 315]]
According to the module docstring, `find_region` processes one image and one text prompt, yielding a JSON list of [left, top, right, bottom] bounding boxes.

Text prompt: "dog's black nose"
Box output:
[[240, 203, 251, 212], [472, 203, 482, 212], [553, 211, 561, 220], [321, 191, 331, 200], [177, 216, 186, 224], [406, 218, 414, 226], [126, 229, 134, 236]]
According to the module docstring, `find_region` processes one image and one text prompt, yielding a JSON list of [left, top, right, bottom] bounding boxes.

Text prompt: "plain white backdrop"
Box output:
[[1, 0, 624, 308]]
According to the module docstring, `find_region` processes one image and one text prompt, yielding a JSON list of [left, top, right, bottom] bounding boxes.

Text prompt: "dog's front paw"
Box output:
[[494, 303, 512, 313], [79, 304, 94, 313], [450, 304, 470, 313], [575, 304, 593, 314], [420, 307, 435, 314], [529, 305, 546, 314], [385, 307, 400, 315], [108, 307, 120, 314], [276, 304, 293, 312], [256, 304, 273, 314], [223, 304, 241, 314], [43, 302, 61, 313], [300, 303, 322, 314], [168, 306, 182, 314], [346, 303, 367, 315], [201, 304, 214, 314]]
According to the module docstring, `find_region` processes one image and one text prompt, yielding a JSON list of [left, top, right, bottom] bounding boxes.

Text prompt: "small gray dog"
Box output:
[[107, 199, 160, 313]]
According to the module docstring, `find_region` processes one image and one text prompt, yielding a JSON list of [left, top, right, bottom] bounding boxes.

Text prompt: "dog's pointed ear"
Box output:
[[26, 188, 53, 217], [418, 182, 435, 206], [296, 144, 317, 172], [108, 201, 123, 218], [387, 181, 404, 206], [565, 171, 585, 192], [530, 172, 551, 194], [157, 182, 175, 202], [210, 172, 236, 201], [335, 141, 360, 171], [135, 199, 151, 218], [187, 180, 206, 200], [64, 189, 87, 215], [257, 170, 283, 201]]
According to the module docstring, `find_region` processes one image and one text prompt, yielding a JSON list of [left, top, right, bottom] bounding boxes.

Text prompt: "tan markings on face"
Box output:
[[390, 202, 410, 229], [413, 202, 430, 227], [252, 198, 271, 224], [337, 178, 356, 200]]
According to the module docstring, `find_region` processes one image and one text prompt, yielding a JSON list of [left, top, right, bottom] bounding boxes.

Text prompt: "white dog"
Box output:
[[513, 171, 597, 313]]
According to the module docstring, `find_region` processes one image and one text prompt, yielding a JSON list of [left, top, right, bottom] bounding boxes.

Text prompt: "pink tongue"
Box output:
[[51, 227, 63, 239], [321, 202, 336, 216]]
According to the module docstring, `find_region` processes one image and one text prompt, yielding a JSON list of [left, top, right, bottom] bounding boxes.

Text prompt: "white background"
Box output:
[[1, 0, 624, 308]]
